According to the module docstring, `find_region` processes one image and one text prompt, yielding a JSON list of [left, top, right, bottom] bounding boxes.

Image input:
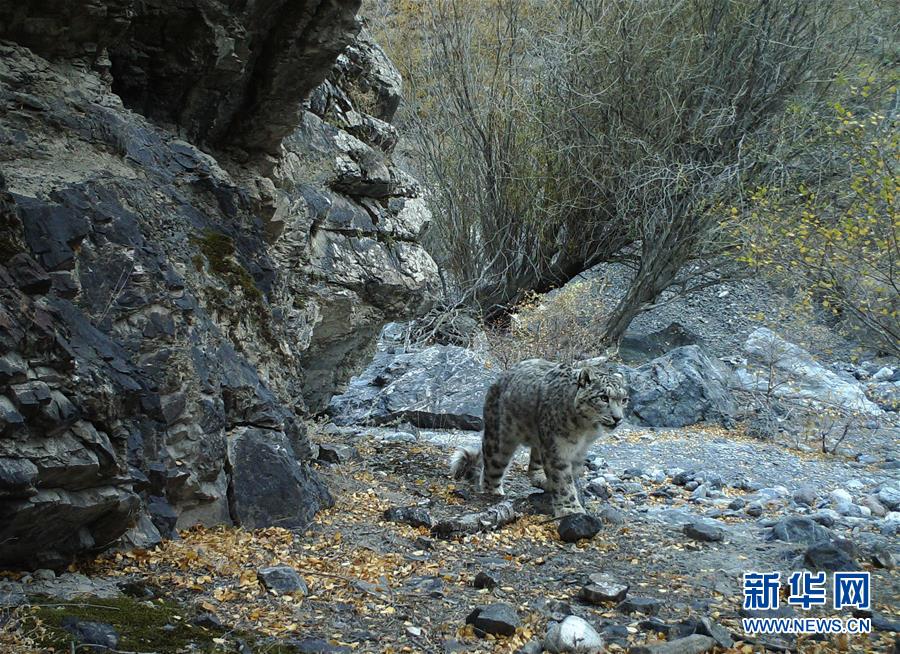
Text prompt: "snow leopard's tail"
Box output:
[[450, 445, 483, 482]]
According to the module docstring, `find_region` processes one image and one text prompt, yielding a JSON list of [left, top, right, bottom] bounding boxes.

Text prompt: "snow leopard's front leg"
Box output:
[[527, 447, 548, 490], [541, 441, 584, 517]]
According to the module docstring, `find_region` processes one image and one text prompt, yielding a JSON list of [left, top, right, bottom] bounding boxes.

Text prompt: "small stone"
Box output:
[[628, 634, 716, 654], [384, 505, 433, 528], [872, 366, 894, 382], [861, 496, 887, 517], [684, 480, 700, 492], [697, 616, 733, 648], [836, 502, 864, 517], [33, 569, 56, 582], [810, 510, 839, 527], [792, 486, 818, 507], [877, 485, 900, 510], [516, 640, 544, 654], [617, 597, 662, 615], [804, 542, 859, 571], [317, 443, 358, 464], [755, 486, 789, 502], [257, 566, 308, 594], [871, 546, 895, 570], [414, 536, 434, 550], [683, 522, 724, 543], [544, 615, 604, 653], [466, 603, 521, 637], [473, 572, 498, 590], [60, 618, 119, 650], [689, 484, 708, 501], [193, 613, 225, 630], [598, 506, 625, 525], [744, 502, 763, 517], [587, 478, 610, 499], [830, 488, 853, 505], [768, 516, 832, 545], [580, 573, 628, 604], [727, 497, 745, 510], [537, 598, 574, 621], [558, 513, 602, 543]]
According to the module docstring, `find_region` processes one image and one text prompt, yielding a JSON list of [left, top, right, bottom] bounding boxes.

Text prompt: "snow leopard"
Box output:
[[450, 358, 628, 517]]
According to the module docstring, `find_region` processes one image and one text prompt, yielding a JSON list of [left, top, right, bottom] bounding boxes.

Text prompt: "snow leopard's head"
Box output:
[[574, 366, 628, 429]]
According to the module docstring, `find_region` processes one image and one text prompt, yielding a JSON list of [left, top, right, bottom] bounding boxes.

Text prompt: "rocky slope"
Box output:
[[0, 1, 438, 569]]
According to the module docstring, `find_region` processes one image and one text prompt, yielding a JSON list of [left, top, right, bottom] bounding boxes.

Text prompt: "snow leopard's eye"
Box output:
[[598, 393, 609, 403]]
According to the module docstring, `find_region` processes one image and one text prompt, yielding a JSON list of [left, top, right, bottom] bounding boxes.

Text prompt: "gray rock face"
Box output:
[[737, 328, 881, 414], [328, 345, 495, 430], [625, 346, 735, 427], [0, 8, 437, 568], [0, 1, 365, 156], [228, 428, 332, 531]]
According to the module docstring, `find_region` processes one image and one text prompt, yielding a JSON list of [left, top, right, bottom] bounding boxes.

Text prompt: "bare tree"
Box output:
[[376, 0, 871, 341]]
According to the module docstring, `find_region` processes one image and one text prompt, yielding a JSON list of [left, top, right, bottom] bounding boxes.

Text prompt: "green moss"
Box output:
[[28, 596, 226, 653], [191, 229, 263, 304], [25, 595, 305, 653], [0, 214, 25, 260], [190, 229, 276, 346]]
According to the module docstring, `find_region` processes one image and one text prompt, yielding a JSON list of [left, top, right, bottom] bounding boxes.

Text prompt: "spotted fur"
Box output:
[[450, 358, 628, 517]]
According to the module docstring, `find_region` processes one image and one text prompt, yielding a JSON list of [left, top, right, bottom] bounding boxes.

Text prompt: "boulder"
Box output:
[[328, 345, 496, 430], [625, 346, 735, 427], [737, 328, 881, 414], [227, 428, 333, 531]]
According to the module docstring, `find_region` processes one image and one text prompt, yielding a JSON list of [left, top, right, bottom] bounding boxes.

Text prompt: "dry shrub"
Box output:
[[487, 278, 611, 368]]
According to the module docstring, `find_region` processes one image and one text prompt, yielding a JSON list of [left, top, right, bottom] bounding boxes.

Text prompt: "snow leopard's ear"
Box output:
[[577, 367, 592, 387]]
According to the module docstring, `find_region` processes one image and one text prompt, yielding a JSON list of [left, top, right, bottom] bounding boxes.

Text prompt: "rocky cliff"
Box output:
[[0, 1, 438, 569]]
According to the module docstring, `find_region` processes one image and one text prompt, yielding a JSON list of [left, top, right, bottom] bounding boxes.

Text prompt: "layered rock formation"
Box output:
[[0, 2, 438, 568]]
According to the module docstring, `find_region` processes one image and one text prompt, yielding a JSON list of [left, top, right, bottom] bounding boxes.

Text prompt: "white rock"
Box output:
[[545, 615, 604, 654], [830, 489, 853, 505], [872, 366, 894, 382], [738, 328, 882, 414], [846, 479, 865, 492]]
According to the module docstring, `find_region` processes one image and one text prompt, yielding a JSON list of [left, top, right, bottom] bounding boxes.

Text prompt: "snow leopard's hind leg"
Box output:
[[480, 382, 514, 496]]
